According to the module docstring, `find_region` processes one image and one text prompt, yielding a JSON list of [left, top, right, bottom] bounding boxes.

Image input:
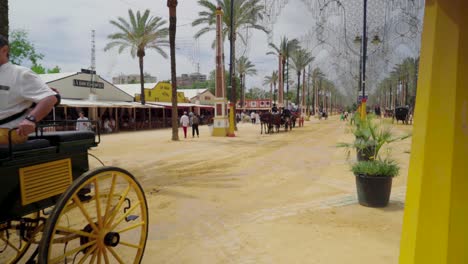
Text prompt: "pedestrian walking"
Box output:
[[180, 111, 190, 138], [191, 113, 200, 138], [250, 111, 256, 124]]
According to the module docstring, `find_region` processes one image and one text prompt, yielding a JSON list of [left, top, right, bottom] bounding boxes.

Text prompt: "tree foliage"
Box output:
[[9, 29, 44, 66], [31, 65, 61, 74], [105, 9, 169, 104]]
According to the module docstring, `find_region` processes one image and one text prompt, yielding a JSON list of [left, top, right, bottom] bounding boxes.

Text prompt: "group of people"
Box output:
[[180, 111, 200, 139]]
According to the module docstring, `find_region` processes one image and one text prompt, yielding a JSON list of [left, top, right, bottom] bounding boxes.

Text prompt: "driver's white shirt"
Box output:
[[0, 62, 55, 129]]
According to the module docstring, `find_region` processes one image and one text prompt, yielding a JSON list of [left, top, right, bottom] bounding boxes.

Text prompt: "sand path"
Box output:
[[89, 117, 412, 264]]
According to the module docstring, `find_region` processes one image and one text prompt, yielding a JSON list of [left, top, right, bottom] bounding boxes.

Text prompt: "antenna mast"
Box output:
[[90, 30, 96, 96]]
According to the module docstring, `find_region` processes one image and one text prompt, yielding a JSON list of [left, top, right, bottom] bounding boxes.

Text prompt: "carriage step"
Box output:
[[125, 215, 139, 222]]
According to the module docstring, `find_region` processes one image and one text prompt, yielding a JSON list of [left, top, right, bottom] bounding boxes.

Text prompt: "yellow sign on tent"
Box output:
[[135, 82, 187, 103]]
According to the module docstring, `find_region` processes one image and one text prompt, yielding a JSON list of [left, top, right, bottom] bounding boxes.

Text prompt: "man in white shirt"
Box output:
[[179, 111, 189, 138], [76, 111, 90, 131], [0, 34, 57, 145]]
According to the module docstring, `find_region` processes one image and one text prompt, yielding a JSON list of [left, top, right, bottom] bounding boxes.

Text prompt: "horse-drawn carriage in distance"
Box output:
[[0, 121, 148, 264], [393, 106, 413, 125]]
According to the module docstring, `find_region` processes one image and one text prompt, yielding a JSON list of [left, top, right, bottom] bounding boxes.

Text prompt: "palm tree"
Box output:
[[267, 37, 299, 106], [290, 48, 314, 107], [105, 9, 169, 105], [236, 56, 257, 108], [311, 68, 324, 115], [193, 0, 268, 115], [167, 0, 179, 141], [0, 0, 8, 38], [263, 71, 279, 105]]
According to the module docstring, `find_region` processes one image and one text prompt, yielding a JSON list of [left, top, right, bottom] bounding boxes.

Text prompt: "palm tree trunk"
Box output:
[[302, 68, 306, 110], [138, 54, 146, 105], [273, 82, 277, 103], [296, 71, 301, 106], [270, 83, 273, 107], [286, 58, 290, 108], [168, 0, 179, 141], [231, 35, 238, 130], [278, 55, 283, 106], [240, 74, 244, 109], [0, 0, 8, 39]]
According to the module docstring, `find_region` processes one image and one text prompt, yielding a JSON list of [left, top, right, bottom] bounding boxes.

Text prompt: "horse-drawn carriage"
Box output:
[[0, 122, 148, 264], [260, 112, 292, 134], [393, 106, 413, 125]]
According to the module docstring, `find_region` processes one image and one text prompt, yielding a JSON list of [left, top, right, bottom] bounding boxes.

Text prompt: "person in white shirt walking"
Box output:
[[180, 111, 190, 138], [0, 34, 58, 145]]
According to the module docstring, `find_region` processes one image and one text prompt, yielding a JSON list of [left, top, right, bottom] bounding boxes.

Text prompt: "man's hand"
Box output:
[[17, 119, 36, 136]]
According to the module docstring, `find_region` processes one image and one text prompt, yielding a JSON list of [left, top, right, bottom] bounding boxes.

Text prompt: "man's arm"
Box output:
[[17, 95, 57, 136]]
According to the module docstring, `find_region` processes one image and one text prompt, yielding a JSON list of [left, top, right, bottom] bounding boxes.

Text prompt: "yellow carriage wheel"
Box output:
[[38, 167, 148, 264], [0, 212, 41, 264]]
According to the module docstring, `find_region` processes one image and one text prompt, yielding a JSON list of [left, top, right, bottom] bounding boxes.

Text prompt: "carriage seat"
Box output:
[[28, 131, 97, 150], [29, 131, 95, 142], [0, 139, 51, 159]]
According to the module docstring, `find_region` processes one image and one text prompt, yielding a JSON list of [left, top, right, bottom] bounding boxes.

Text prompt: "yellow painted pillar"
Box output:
[[400, 0, 468, 263]]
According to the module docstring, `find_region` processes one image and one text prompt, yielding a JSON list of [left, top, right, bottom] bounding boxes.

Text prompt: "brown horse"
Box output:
[[260, 112, 291, 134]]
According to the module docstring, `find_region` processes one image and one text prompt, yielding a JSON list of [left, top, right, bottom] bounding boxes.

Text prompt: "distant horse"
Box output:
[[260, 112, 270, 134], [260, 113, 284, 134]]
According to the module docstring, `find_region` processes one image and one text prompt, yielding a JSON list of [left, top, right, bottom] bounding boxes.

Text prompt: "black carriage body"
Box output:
[[0, 131, 97, 223]]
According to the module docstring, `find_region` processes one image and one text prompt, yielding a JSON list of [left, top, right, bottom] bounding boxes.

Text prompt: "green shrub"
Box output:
[[352, 160, 400, 177]]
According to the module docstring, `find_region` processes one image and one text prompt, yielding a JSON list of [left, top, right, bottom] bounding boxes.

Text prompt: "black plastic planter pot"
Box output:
[[355, 174, 393, 207]]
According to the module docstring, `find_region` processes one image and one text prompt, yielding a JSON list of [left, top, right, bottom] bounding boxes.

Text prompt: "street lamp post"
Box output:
[[360, 0, 368, 119]]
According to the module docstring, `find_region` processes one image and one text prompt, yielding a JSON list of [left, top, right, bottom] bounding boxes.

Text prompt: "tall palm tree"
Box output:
[[236, 56, 257, 108], [267, 37, 299, 106], [105, 9, 169, 105], [290, 48, 314, 107], [0, 0, 8, 38], [263, 71, 279, 105], [168, 0, 179, 141], [311, 67, 324, 115], [193, 0, 267, 115]]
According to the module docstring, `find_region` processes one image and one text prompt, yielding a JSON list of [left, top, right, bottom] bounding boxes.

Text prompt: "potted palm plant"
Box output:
[[338, 115, 410, 207]]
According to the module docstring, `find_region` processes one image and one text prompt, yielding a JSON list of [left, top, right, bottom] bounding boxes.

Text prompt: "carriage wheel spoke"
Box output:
[[89, 247, 98, 264], [97, 247, 102, 264], [109, 201, 141, 231], [56, 226, 97, 238], [103, 173, 117, 223], [107, 246, 125, 264], [116, 222, 144, 234], [50, 240, 96, 264], [77, 244, 97, 264], [72, 196, 99, 233], [105, 184, 131, 228], [94, 178, 103, 228], [119, 240, 142, 249], [102, 247, 110, 264]]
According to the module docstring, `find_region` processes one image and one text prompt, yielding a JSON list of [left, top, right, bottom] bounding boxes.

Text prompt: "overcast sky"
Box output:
[[10, 0, 314, 90]]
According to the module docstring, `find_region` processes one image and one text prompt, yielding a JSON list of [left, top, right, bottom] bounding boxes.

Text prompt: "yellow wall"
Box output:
[[400, 0, 468, 263], [135, 82, 187, 103]]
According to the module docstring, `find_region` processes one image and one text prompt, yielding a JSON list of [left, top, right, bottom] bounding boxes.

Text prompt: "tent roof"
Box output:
[[60, 99, 163, 108]]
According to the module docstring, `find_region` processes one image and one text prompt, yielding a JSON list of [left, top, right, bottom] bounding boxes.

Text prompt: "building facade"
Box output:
[[112, 73, 157, 84], [177, 73, 207, 87], [237, 99, 272, 112]]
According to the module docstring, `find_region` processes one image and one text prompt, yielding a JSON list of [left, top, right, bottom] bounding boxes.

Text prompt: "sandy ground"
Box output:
[[89, 116, 413, 264]]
